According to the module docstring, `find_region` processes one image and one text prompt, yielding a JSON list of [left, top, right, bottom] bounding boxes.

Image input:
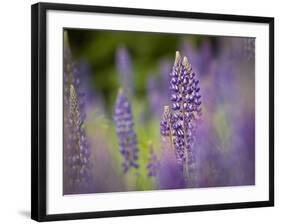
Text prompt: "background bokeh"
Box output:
[[64, 29, 255, 194]]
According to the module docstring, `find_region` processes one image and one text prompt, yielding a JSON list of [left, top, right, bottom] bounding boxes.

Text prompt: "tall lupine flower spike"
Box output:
[[146, 142, 159, 177], [63, 34, 93, 194], [113, 89, 139, 173], [65, 84, 93, 193], [160, 51, 202, 177]]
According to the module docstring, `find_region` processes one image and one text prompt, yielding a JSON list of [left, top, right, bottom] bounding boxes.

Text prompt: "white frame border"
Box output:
[[46, 10, 269, 215]]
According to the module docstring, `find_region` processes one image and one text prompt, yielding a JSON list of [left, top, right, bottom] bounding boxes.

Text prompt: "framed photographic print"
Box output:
[[31, 2, 274, 222]]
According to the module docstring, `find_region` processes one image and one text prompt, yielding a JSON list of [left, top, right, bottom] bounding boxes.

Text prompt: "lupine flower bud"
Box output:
[[113, 89, 139, 173]]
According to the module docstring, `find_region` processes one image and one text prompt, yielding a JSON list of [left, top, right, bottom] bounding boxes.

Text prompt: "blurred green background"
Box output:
[[67, 29, 216, 112]]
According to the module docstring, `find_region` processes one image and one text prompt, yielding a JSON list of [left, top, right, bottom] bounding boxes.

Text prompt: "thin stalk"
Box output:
[[178, 59, 189, 180]]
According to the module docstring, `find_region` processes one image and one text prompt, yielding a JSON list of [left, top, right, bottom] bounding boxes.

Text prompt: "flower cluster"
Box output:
[[113, 89, 139, 173], [160, 51, 202, 175]]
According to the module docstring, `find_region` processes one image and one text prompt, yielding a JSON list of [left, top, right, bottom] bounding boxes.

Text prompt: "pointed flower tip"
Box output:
[[118, 88, 124, 94], [70, 84, 76, 97], [174, 51, 181, 65], [164, 105, 170, 113], [182, 56, 191, 70], [70, 83, 74, 90]]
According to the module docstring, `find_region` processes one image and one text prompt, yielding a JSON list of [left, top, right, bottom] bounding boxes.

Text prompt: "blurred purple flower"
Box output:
[[243, 37, 255, 61], [232, 111, 255, 185], [194, 110, 255, 187], [73, 59, 105, 118], [146, 142, 159, 177], [198, 40, 213, 74], [115, 46, 134, 97], [113, 89, 139, 173], [193, 120, 227, 187], [157, 150, 186, 189], [219, 37, 255, 62], [212, 61, 236, 105], [192, 42, 255, 187], [64, 85, 93, 194], [146, 75, 163, 117], [146, 59, 173, 118], [159, 59, 172, 101], [181, 39, 213, 76], [63, 40, 93, 194]]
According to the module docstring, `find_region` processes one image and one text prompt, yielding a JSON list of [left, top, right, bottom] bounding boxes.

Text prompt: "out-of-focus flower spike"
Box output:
[[63, 32, 93, 194], [115, 46, 134, 97], [65, 84, 93, 194], [146, 141, 159, 177], [113, 88, 139, 173]]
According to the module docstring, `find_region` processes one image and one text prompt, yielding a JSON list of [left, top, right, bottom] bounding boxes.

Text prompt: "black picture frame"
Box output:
[[31, 2, 274, 222]]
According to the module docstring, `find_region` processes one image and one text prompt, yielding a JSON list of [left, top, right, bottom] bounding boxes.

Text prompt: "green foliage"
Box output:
[[68, 30, 183, 106]]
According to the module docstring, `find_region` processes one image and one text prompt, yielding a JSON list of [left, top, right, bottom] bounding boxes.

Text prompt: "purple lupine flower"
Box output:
[[146, 142, 159, 177], [113, 89, 138, 173], [170, 51, 202, 165], [64, 84, 93, 194], [157, 150, 186, 189], [115, 46, 133, 97], [63, 36, 93, 194], [73, 59, 105, 118], [160, 51, 202, 177]]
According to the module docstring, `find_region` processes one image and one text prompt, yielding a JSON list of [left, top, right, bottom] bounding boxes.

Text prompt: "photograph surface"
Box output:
[[63, 29, 255, 195]]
